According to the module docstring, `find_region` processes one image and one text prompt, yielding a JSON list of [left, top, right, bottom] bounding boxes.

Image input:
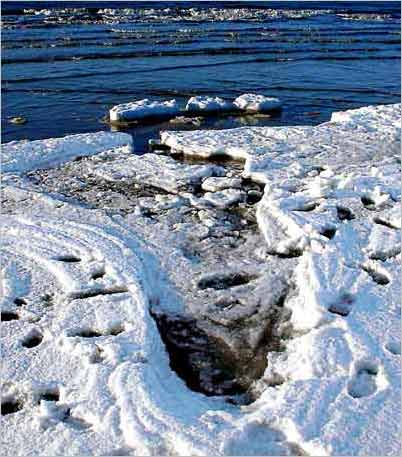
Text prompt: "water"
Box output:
[[2, 1, 400, 151]]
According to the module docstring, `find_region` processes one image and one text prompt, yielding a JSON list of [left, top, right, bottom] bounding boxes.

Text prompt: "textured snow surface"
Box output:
[[234, 94, 282, 112], [109, 94, 281, 123], [185, 96, 236, 114], [93, 151, 225, 194], [109, 99, 180, 122], [1, 104, 401, 456], [1, 131, 132, 174]]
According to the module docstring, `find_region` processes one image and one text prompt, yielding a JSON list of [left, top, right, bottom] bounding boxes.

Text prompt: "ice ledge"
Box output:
[[1, 131, 133, 174]]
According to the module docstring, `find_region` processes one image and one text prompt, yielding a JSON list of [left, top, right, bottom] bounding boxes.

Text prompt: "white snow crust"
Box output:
[[109, 94, 281, 123], [109, 99, 180, 122], [234, 94, 282, 112], [1, 131, 132, 174], [185, 96, 236, 114], [1, 103, 400, 456], [92, 151, 225, 195]]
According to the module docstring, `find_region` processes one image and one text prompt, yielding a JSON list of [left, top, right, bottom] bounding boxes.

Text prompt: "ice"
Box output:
[[185, 96, 236, 114], [92, 152, 225, 194], [330, 102, 401, 131], [203, 189, 246, 209], [234, 94, 282, 113], [1, 103, 400, 456], [1, 131, 132, 174], [159, 103, 401, 454], [15, 7, 332, 28], [108, 94, 282, 125], [109, 99, 180, 122], [201, 176, 242, 192]]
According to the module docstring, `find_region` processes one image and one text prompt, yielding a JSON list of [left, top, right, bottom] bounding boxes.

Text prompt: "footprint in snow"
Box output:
[[347, 361, 381, 398]]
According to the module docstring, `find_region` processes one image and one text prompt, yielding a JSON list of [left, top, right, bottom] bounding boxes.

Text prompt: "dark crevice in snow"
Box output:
[[320, 227, 337, 239], [1, 311, 19, 321], [198, 272, 259, 290], [54, 255, 81, 262], [361, 195, 376, 210], [347, 362, 379, 398], [271, 248, 303, 259], [71, 329, 102, 338], [337, 206, 355, 221], [14, 297, 27, 306], [69, 287, 128, 300], [328, 293, 354, 316], [41, 293, 55, 307], [22, 330, 43, 348], [92, 269, 106, 280], [38, 387, 60, 403], [373, 216, 398, 230], [294, 202, 319, 212], [1, 399, 23, 415], [68, 324, 124, 338], [362, 265, 390, 285]]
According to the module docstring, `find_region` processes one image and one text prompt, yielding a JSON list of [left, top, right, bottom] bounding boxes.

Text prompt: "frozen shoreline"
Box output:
[[1, 103, 401, 456]]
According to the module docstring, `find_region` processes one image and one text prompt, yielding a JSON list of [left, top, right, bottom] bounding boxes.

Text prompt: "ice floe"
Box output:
[[109, 99, 180, 123], [109, 94, 281, 124], [234, 94, 282, 113], [185, 96, 236, 114], [1, 103, 400, 456]]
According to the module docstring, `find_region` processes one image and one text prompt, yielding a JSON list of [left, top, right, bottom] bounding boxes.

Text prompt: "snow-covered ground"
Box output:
[[1, 104, 400, 456], [2, 131, 132, 173]]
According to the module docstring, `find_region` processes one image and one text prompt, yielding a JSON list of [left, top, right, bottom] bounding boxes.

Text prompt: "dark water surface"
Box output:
[[2, 1, 400, 151]]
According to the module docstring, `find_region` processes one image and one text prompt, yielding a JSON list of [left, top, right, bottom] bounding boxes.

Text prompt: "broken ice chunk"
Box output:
[[203, 189, 246, 209], [109, 99, 180, 122], [234, 94, 282, 113], [185, 96, 236, 114], [93, 153, 225, 194], [201, 176, 242, 192]]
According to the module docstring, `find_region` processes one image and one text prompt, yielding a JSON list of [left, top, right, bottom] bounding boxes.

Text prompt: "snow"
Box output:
[[1, 131, 132, 174], [109, 99, 180, 122], [234, 94, 282, 113], [92, 152, 225, 194], [201, 176, 242, 192], [203, 189, 246, 209], [107, 94, 282, 126], [1, 103, 400, 456], [185, 96, 236, 114]]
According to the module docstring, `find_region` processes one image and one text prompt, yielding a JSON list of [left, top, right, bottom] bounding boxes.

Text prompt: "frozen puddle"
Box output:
[[1, 104, 401, 456]]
